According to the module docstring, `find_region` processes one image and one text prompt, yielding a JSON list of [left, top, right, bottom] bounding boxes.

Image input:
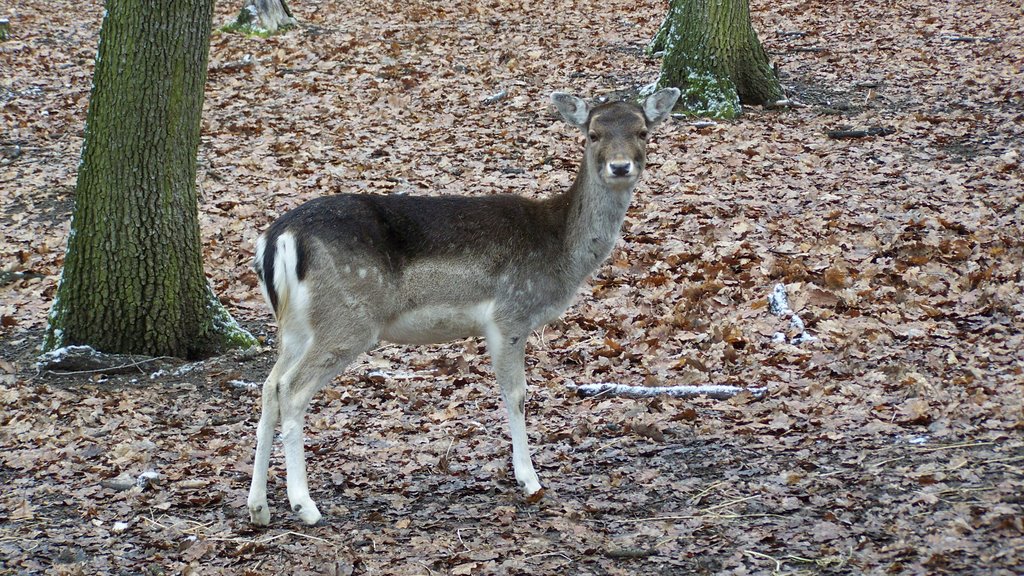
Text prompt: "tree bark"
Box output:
[[228, 0, 296, 35], [43, 0, 254, 358], [653, 0, 783, 118]]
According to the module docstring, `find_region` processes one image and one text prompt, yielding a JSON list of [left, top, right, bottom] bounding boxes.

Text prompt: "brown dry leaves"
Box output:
[[1, 0, 1023, 574]]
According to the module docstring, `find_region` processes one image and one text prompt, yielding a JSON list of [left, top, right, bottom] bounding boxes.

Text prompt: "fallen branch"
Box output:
[[763, 98, 806, 110], [568, 383, 767, 400], [604, 546, 657, 558], [35, 345, 175, 375], [940, 34, 1000, 43], [826, 126, 895, 139], [914, 441, 996, 453]]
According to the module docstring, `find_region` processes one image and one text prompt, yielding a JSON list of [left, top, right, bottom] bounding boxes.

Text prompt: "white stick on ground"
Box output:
[[569, 382, 767, 400]]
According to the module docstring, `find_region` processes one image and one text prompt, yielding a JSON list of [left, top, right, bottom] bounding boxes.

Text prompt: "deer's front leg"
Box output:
[[488, 331, 543, 499]]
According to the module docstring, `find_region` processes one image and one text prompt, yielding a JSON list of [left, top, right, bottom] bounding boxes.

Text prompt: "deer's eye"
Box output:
[[588, 132, 600, 142], [639, 130, 649, 139]]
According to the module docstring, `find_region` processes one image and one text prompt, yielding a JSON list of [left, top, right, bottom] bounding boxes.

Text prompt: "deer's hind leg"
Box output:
[[248, 338, 303, 526], [276, 341, 369, 526], [248, 295, 378, 526]]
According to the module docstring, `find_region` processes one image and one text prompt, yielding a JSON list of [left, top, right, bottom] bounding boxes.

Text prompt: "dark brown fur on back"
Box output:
[[259, 193, 570, 312]]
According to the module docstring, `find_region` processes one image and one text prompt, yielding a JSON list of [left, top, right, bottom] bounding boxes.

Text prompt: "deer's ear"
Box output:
[[551, 92, 590, 128], [643, 88, 681, 126]]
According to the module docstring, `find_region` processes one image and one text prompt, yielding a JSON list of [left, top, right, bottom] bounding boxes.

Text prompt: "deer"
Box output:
[[246, 87, 681, 525]]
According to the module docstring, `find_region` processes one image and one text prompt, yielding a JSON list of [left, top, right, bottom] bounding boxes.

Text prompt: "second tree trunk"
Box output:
[[653, 0, 782, 118]]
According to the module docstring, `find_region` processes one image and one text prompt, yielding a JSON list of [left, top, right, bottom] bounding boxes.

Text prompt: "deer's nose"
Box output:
[[609, 162, 633, 177]]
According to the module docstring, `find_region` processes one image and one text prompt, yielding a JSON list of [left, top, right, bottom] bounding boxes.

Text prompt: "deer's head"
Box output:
[[552, 88, 680, 191]]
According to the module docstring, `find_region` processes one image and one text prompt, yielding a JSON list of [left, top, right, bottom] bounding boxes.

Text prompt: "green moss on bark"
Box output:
[[653, 0, 782, 118]]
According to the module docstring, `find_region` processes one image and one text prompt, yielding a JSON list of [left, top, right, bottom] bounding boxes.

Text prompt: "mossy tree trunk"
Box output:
[[43, 0, 254, 358], [652, 0, 783, 118], [227, 0, 296, 35]]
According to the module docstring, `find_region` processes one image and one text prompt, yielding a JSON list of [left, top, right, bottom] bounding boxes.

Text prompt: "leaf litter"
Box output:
[[1, 0, 1022, 574]]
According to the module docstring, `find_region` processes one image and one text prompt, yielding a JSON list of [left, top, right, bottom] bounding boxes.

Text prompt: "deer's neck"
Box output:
[[558, 154, 633, 283]]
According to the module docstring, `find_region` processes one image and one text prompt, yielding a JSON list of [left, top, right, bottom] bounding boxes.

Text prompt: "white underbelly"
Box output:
[[381, 301, 495, 345]]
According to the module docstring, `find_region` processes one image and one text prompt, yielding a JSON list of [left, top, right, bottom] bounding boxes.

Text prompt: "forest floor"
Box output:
[[1, 0, 1022, 574]]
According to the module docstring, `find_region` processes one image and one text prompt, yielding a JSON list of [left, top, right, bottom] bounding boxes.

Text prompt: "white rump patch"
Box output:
[[269, 232, 312, 337]]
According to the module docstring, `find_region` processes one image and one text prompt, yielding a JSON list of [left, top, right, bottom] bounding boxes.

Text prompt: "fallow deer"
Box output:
[[247, 88, 681, 525]]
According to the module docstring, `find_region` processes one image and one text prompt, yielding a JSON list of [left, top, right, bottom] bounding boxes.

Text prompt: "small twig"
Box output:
[[525, 551, 572, 563], [914, 441, 996, 453], [744, 550, 783, 573], [715, 513, 789, 520], [444, 436, 455, 462], [936, 485, 995, 496], [41, 355, 174, 376], [702, 496, 759, 513], [870, 455, 906, 468], [142, 515, 333, 546], [612, 495, 759, 523], [689, 480, 726, 506], [981, 455, 1024, 466], [246, 530, 333, 545], [603, 535, 678, 558], [604, 546, 656, 558]]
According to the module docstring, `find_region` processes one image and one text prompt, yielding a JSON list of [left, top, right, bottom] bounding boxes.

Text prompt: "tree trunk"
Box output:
[[228, 0, 296, 35], [43, 0, 254, 358], [653, 0, 783, 118]]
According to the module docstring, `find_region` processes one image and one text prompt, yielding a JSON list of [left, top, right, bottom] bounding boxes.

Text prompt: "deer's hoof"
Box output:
[[525, 487, 546, 504], [249, 503, 271, 526], [293, 501, 323, 526]]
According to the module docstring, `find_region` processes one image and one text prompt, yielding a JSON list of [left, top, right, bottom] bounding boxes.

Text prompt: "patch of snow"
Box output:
[[173, 363, 200, 377], [767, 284, 817, 345], [137, 471, 161, 488], [35, 345, 97, 370], [366, 370, 421, 381], [768, 283, 791, 315]]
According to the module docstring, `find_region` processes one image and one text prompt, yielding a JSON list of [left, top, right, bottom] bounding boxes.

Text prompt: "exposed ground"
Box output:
[[1, 0, 1022, 574]]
